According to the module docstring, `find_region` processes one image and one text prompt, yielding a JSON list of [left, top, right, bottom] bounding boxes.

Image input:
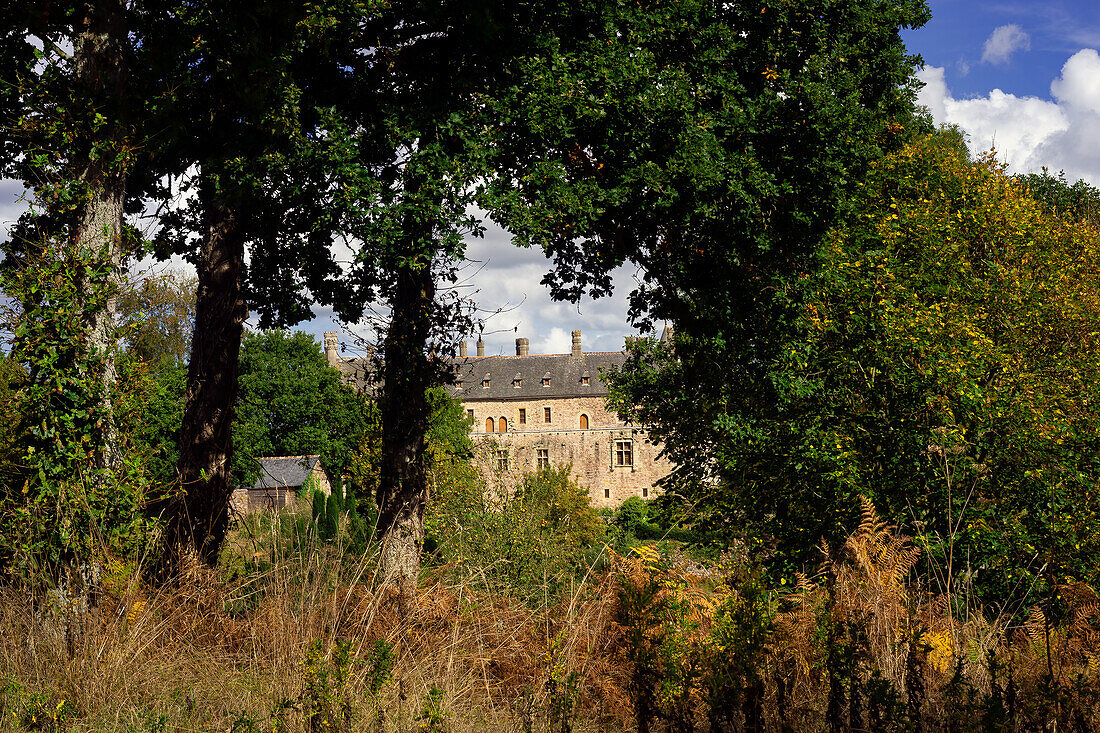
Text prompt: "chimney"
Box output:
[[571, 330, 582, 358], [516, 337, 529, 356], [459, 341, 467, 358], [323, 332, 338, 367], [476, 338, 485, 357]]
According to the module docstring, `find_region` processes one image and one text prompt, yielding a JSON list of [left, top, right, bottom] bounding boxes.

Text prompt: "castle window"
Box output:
[[467, 409, 474, 420], [537, 449, 549, 470], [544, 407, 552, 423], [496, 449, 510, 471], [485, 417, 495, 432], [498, 416, 508, 432], [604, 488, 610, 499], [518, 408, 526, 424], [643, 487, 649, 498], [614, 439, 633, 468], [579, 414, 589, 430]]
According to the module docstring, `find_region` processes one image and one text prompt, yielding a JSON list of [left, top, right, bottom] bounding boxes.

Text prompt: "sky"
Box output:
[[4, 0, 1100, 357]]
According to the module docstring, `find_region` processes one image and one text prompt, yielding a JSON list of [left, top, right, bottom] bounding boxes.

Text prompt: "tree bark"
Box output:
[[73, 0, 129, 474], [158, 187, 246, 574], [377, 259, 436, 593]]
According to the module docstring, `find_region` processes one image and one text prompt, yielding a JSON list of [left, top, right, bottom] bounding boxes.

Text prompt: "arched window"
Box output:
[[485, 417, 495, 432], [498, 416, 508, 432], [579, 414, 589, 430]]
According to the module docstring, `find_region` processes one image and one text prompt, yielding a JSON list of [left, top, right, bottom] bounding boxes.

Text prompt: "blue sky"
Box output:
[[906, 1, 1100, 100], [6, 2, 1100, 355]]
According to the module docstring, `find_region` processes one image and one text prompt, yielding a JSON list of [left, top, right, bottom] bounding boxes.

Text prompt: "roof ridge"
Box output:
[[445, 351, 625, 358], [258, 454, 320, 461]]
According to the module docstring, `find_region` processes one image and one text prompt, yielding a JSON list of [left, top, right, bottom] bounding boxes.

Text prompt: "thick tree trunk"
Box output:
[[73, 0, 129, 474], [159, 189, 246, 574], [377, 261, 436, 592]]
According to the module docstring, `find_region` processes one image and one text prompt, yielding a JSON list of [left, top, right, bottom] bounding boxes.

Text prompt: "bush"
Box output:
[[426, 464, 607, 590]]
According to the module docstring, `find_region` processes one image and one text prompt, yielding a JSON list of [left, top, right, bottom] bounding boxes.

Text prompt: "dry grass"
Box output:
[[0, 513, 635, 732], [1, 501, 1099, 731]]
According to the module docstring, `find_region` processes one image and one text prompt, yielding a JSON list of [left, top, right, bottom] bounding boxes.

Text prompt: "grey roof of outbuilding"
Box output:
[[251, 455, 322, 490], [334, 351, 627, 400]]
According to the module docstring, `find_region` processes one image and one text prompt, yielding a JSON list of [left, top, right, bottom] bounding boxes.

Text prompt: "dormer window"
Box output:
[[513, 372, 522, 388], [482, 373, 490, 388], [581, 370, 590, 386], [542, 371, 551, 387], [456, 379, 464, 390]]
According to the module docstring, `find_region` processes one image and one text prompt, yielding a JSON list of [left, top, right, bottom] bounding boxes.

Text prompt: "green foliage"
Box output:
[[0, 237, 151, 574], [426, 461, 606, 589], [1016, 168, 1100, 224], [126, 357, 187, 487], [0, 353, 26, 482], [486, 0, 930, 329], [302, 640, 357, 733], [617, 130, 1100, 606], [232, 330, 372, 488], [116, 270, 196, 366], [415, 687, 448, 733], [0, 677, 76, 732], [426, 387, 473, 464], [704, 568, 775, 728], [363, 640, 395, 696], [613, 497, 661, 541]]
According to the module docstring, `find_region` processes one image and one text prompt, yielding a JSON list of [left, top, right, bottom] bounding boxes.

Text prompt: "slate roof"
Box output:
[[252, 455, 323, 490], [334, 351, 627, 400], [448, 352, 626, 400], [335, 358, 379, 394]]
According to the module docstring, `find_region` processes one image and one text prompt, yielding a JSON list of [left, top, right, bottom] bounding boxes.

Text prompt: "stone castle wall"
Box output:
[[323, 330, 674, 507], [466, 395, 670, 508]]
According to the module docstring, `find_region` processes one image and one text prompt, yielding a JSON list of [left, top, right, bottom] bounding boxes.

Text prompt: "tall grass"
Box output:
[[0, 500, 1098, 731]]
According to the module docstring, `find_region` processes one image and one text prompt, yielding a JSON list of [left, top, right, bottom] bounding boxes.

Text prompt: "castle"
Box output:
[[323, 330, 671, 507]]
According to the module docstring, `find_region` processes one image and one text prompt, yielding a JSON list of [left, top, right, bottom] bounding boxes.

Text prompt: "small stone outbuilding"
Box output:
[[230, 455, 332, 513]]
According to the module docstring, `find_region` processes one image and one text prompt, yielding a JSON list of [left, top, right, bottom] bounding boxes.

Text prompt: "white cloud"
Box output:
[[916, 49, 1100, 186], [982, 24, 1030, 65], [0, 179, 28, 241], [536, 327, 572, 355]]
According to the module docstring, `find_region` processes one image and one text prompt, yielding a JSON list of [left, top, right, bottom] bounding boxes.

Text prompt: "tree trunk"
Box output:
[[73, 0, 129, 474], [377, 260, 436, 593], [159, 187, 246, 574]]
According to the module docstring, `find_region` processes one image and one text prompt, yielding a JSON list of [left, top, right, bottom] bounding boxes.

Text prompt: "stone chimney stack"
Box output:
[[571, 330, 582, 358], [476, 338, 485, 357], [516, 337, 529, 356], [323, 332, 338, 367], [459, 341, 467, 358]]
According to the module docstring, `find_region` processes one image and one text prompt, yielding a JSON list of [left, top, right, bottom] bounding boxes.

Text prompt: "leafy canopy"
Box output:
[[232, 330, 373, 488], [615, 131, 1100, 607]]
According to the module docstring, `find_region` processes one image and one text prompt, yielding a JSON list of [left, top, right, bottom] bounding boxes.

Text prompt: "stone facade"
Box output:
[[325, 329, 672, 507]]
